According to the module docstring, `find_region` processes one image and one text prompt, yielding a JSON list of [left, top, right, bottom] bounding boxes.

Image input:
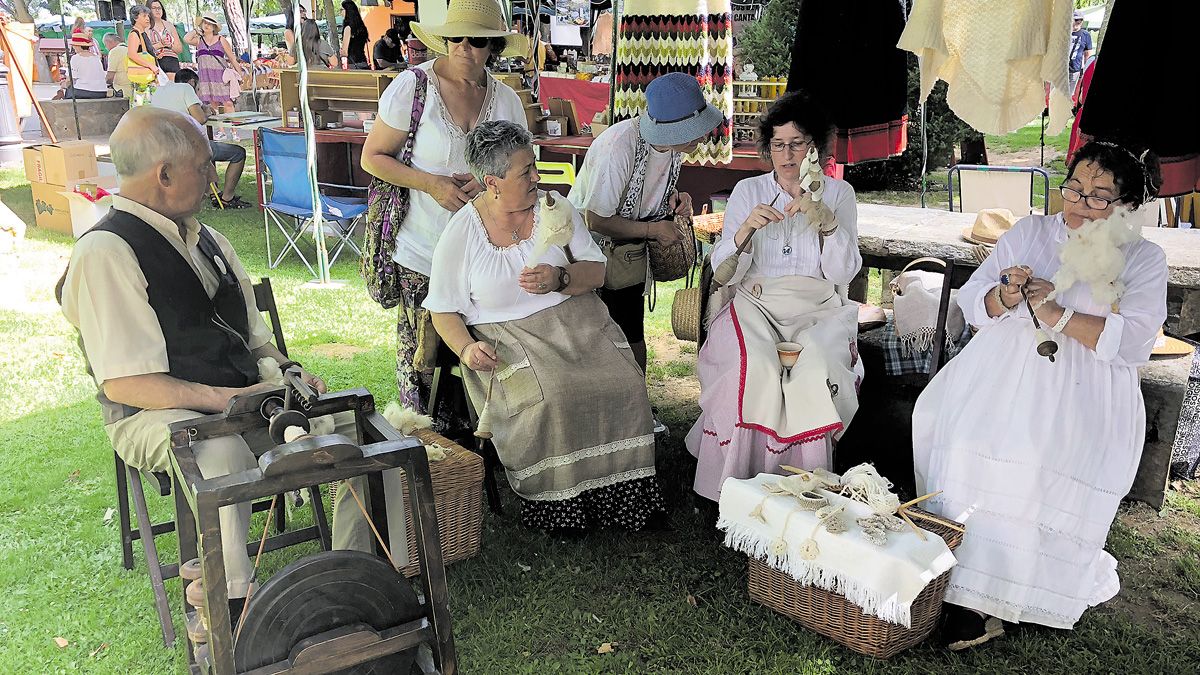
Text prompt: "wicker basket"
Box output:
[[394, 430, 485, 578], [747, 508, 965, 659], [693, 210, 725, 244]]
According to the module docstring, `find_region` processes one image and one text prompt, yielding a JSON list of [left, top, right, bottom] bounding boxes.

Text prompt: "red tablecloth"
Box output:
[[537, 77, 611, 127]]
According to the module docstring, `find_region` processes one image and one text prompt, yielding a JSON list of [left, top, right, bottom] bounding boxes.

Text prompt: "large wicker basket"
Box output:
[[747, 508, 965, 659], [395, 430, 485, 578]]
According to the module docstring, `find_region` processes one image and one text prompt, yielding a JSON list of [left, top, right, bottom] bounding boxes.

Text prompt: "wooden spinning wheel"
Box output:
[[233, 551, 424, 673]]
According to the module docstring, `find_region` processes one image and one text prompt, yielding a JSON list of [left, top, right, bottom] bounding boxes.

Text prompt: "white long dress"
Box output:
[[912, 213, 1167, 629]]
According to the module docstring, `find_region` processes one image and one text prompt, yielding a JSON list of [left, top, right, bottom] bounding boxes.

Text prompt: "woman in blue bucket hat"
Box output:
[[568, 72, 723, 428]]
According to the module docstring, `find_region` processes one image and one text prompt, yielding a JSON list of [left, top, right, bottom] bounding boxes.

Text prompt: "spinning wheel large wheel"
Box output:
[[234, 551, 423, 673]]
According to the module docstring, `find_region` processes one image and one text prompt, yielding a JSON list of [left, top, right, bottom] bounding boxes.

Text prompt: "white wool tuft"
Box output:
[[258, 357, 285, 385], [1050, 207, 1143, 307], [382, 401, 434, 435], [527, 190, 575, 266]]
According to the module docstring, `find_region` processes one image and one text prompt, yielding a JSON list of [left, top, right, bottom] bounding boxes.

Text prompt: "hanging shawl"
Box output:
[[612, 0, 734, 165]]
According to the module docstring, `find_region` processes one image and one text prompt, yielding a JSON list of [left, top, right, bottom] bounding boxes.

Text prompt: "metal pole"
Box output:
[[58, 13, 83, 140]]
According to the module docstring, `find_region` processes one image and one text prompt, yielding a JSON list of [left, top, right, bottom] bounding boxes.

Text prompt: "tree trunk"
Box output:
[[6, 0, 35, 23], [221, 0, 250, 58], [323, 0, 340, 58]]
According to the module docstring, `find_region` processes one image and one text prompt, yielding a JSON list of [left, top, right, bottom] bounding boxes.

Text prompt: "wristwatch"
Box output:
[[556, 265, 570, 291]]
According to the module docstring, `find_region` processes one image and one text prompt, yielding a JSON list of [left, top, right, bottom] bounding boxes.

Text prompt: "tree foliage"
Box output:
[[734, 0, 799, 78]]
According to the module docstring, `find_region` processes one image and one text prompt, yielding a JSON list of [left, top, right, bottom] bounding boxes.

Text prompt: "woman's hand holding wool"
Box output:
[[1024, 277, 1064, 325], [998, 264, 1032, 309], [519, 264, 560, 294], [460, 341, 498, 371], [735, 203, 785, 247]]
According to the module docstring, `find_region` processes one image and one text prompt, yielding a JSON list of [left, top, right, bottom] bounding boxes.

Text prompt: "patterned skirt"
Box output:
[[613, 0, 733, 165], [196, 52, 232, 105]]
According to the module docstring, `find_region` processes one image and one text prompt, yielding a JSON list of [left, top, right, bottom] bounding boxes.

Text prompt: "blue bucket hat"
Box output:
[[639, 72, 725, 147]]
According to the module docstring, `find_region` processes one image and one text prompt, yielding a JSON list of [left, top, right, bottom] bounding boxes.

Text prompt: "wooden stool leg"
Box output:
[[308, 485, 332, 550], [273, 494, 287, 534], [476, 438, 503, 515], [115, 454, 135, 570], [129, 468, 177, 648]]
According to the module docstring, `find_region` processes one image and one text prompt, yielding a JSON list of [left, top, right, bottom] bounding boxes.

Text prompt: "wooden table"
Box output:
[[853, 203, 1200, 335]]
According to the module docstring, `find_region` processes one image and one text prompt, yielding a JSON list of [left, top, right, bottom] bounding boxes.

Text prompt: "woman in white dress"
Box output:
[[423, 121, 664, 531], [685, 92, 863, 502], [913, 142, 1167, 649], [361, 0, 527, 421]]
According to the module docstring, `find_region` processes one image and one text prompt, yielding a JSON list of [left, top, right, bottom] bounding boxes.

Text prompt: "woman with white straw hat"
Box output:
[[361, 0, 529, 423], [184, 14, 241, 136]]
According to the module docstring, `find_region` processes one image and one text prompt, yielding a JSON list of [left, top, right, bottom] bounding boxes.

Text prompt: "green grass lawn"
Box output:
[[2, 165, 1199, 674]]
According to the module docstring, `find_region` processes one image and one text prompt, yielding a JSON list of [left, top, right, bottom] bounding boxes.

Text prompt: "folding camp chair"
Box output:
[[948, 165, 1051, 216], [535, 161, 576, 187], [259, 128, 368, 275]]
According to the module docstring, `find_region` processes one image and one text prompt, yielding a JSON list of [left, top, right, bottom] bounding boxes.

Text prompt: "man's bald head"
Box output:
[[110, 107, 208, 180]]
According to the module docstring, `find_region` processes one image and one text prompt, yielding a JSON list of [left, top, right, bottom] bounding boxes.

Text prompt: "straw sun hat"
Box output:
[[410, 0, 529, 58], [199, 13, 223, 33], [961, 208, 1017, 246], [69, 34, 92, 48]]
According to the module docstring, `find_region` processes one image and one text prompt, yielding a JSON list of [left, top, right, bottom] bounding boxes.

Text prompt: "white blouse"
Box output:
[[710, 172, 862, 286], [376, 59, 528, 277], [70, 54, 108, 92], [568, 117, 677, 220], [423, 193, 607, 326]]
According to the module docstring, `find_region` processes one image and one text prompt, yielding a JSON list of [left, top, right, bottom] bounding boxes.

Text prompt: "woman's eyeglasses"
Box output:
[[1060, 186, 1114, 210], [769, 139, 813, 154], [447, 36, 491, 49]]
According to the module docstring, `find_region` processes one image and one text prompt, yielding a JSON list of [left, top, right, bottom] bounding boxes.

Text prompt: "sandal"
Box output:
[[212, 195, 251, 209]]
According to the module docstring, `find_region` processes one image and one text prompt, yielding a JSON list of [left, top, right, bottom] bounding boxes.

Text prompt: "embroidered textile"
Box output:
[[613, 0, 734, 164]]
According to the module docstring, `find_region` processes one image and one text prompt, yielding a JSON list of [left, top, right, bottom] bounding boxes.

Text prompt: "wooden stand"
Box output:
[[168, 386, 456, 674]]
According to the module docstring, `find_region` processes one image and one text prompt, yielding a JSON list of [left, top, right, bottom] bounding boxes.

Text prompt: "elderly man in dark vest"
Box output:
[[59, 106, 349, 617]]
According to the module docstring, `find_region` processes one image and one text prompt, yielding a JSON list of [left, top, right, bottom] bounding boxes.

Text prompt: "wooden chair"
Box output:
[[113, 277, 331, 648], [428, 342, 504, 515]]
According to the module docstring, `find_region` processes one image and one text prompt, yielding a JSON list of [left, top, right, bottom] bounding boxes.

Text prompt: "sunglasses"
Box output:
[[447, 35, 491, 49]]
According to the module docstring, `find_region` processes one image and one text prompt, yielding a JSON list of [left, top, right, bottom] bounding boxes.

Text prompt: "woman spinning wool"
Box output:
[[685, 92, 863, 501], [912, 142, 1167, 649], [424, 121, 665, 531]]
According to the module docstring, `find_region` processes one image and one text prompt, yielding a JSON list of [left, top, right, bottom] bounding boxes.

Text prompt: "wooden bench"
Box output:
[[841, 319, 1191, 510]]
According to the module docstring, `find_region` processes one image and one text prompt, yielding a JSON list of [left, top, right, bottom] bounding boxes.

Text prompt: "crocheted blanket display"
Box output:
[[612, 0, 733, 165], [717, 465, 957, 627]]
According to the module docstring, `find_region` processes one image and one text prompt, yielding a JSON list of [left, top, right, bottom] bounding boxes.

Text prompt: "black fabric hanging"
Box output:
[[1077, 0, 1200, 197], [785, 0, 909, 164]]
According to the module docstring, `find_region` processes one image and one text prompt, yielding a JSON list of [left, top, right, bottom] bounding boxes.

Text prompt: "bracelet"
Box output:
[[795, 490, 829, 511], [995, 285, 1018, 311], [277, 359, 302, 372], [456, 342, 472, 360], [1051, 307, 1074, 332]]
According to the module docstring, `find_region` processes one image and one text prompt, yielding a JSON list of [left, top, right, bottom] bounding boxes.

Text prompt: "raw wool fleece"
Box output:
[[381, 400, 448, 461], [1049, 207, 1143, 307], [527, 190, 574, 266]]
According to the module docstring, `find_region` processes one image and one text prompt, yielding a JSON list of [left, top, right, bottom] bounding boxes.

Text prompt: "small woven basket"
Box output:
[[671, 286, 702, 342], [747, 507, 965, 659], [395, 429, 485, 578], [693, 210, 725, 244]]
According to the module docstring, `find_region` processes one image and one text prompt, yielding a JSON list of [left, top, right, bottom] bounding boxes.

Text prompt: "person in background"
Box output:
[[124, 4, 161, 106], [63, 33, 109, 99], [71, 16, 100, 55], [340, 0, 370, 69], [103, 33, 132, 99], [360, 0, 527, 422], [1068, 10, 1093, 95], [147, 0, 184, 81], [184, 14, 240, 139], [290, 18, 339, 69], [284, 1, 310, 55], [373, 27, 406, 70], [567, 72, 722, 429], [149, 69, 251, 208]]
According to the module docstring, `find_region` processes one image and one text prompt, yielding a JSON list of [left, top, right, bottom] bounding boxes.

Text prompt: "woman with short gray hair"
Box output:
[[423, 120, 665, 532]]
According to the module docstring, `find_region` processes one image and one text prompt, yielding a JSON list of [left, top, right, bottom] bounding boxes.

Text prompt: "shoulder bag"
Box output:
[[361, 67, 429, 308]]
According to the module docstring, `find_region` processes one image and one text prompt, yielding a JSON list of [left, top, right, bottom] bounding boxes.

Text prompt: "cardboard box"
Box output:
[[23, 141, 99, 187], [30, 175, 119, 236], [515, 89, 535, 105], [543, 115, 567, 137], [546, 98, 580, 135], [590, 122, 610, 137]]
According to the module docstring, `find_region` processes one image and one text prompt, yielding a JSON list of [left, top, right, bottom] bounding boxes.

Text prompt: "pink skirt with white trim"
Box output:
[[684, 301, 833, 502]]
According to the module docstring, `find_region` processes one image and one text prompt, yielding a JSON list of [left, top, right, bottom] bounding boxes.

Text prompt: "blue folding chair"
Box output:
[[259, 128, 368, 275]]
